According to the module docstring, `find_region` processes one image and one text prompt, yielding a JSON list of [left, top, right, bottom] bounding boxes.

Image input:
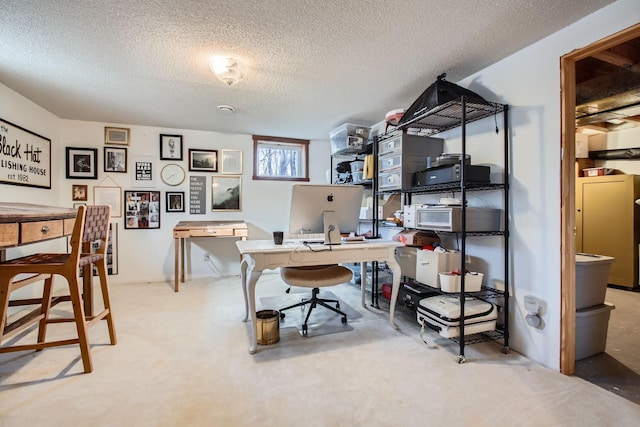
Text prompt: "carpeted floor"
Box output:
[[1, 273, 640, 426]]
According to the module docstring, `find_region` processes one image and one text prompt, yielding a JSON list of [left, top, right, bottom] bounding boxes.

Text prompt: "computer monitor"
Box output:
[[288, 184, 364, 244]]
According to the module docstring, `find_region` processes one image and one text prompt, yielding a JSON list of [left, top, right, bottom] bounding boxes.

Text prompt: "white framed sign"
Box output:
[[94, 186, 123, 218], [0, 118, 51, 189]]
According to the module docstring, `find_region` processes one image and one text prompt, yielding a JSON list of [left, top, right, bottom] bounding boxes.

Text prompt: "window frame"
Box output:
[[252, 135, 310, 182]]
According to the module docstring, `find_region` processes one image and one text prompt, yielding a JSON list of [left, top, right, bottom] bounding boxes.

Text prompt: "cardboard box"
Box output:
[[392, 230, 440, 247], [378, 193, 401, 219], [575, 133, 589, 158]]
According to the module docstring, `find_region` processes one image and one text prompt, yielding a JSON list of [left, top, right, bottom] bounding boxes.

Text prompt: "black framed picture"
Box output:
[[104, 146, 127, 173], [124, 191, 161, 229], [160, 134, 183, 160], [188, 149, 218, 172], [66, 147, 98, 179], [166, 191, 185, 212], [211, 175, 241, 211]]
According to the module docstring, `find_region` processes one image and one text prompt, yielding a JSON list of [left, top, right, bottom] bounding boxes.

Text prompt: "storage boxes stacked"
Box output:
[[393, 240, 497, 338], [377, 133, 443, 192], [575, 253, 616, 361]]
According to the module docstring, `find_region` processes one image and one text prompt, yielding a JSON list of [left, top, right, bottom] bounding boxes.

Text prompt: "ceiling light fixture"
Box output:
[[209, 57, 245, 86]]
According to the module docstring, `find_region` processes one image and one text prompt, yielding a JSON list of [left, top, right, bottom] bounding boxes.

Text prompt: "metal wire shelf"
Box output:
[[397, 99, 506, 136]]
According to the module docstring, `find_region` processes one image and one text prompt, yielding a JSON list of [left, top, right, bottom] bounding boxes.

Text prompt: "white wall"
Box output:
[[0, 85, 62, 205], [454, 0, 640, 369], [1, 87, 332, 285], [59, 122, 332, 284], [0, 84, 68, 259]]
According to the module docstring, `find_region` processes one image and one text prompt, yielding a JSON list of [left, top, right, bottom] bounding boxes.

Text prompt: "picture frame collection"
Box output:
[[64, 127, 244, 219]]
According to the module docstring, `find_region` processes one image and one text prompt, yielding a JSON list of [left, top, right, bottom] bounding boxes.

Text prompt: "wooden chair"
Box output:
[[0, 205, 116, 373]]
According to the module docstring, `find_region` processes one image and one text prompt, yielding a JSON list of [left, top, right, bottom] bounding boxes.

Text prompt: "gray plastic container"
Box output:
[[575, 302, 615, 361], [575, 253, 614, 310]]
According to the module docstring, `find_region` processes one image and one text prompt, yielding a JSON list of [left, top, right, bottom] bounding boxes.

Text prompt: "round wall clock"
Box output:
[[161, 163, 185, 186]]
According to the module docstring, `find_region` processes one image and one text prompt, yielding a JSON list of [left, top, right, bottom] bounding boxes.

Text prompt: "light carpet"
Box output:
[[1, 273, 640, 427]]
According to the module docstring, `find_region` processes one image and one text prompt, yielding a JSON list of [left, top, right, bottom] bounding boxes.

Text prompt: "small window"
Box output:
[[252, 135, 309, 181]]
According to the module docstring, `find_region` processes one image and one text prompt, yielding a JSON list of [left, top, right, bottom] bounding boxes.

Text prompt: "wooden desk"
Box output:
[[0, 203, 77, 254], [173, 220, 248, 292], [0, 203, 97, 326], [236, 239, 403, 354]]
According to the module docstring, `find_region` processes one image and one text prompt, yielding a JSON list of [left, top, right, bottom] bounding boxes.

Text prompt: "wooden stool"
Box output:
[[0, 205, 116, 374]]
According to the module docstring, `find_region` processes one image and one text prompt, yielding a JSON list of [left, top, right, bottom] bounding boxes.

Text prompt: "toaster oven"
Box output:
[[415, 206, 501, 232]]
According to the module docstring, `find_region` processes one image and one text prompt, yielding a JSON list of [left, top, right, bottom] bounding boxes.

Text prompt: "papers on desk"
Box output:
[[342, 236, 365, 243]]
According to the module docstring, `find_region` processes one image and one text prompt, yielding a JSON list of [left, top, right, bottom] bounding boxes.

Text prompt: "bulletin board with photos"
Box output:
[[124, 191, 161, 229]]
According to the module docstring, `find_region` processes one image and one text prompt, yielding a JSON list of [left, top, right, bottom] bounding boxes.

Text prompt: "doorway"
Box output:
[[560, 23, 640, 377]]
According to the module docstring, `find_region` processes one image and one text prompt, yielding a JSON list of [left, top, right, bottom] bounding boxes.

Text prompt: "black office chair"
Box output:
[[278, 264, 353, 336]]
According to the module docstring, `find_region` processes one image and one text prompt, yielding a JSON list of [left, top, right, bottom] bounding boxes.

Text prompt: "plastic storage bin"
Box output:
[[395, 246, 418, 279], [415, 250, 461, 288], [379, 153, 402, 170], [575, 302, 615, 360], [438, 272, 483, 293], [575, 253, 614, 310], [378, 136, 403, 156], [378, 170, 402, 190], [330, 123, 371, 154]]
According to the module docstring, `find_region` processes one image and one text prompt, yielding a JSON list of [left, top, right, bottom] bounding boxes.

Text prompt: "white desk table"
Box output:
[[236, 239, 403, 353]]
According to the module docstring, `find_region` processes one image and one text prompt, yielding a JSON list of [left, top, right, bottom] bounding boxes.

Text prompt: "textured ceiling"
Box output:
[[1, 0, 616, 140]]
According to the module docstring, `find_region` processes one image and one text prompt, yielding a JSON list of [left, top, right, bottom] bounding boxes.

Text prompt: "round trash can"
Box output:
[[256, 310, 280, 345]]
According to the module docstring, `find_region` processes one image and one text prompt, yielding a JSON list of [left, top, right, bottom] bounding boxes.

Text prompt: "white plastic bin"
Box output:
[[329, 123, 371, 154], [575, 253, 614, 310], [438, 272, 483, 293], [415, 250, 461, 288]]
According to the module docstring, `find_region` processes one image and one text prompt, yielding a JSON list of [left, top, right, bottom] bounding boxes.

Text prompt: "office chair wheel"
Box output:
[[280, 312, 286, 319], [341, 316, 347, 324], [302, 325, 308, 336]]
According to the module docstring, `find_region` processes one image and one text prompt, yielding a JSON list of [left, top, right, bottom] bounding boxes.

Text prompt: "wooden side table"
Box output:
[[172, 220, 248, 291]]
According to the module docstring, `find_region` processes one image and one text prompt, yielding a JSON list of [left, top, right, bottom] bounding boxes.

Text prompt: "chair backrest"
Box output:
[[83, 205, 111, 254], [69, 205, 88, 261]]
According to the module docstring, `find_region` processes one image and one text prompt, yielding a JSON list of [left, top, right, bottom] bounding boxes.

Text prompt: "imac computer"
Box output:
[[288, 184, 364, 244]]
